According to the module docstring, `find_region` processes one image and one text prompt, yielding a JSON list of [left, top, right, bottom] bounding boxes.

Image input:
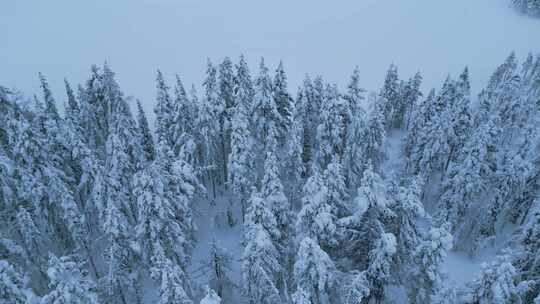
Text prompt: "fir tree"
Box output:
[[41, 255, 98, 304], [273, 61, 292, 140], [242, 225, 281, 304], [134, 143, 196, 297], [470, 255, 522, 304], [390, 178, 425, 268], [364, 233, 397, 304], [136, 100, 155, 162], [296, 169, 338, 250], [407, 226, 453, 304], [154, 70, 174, 148], [0, 260, 29, 304], [253, 58, 283, 149], [292, 237, 336, 304], [379, 64, 400, 128], [340, 163, 391, 267], [343, 67, 367, 187], [228, 70, 255, 220], [316, 84, 345, 168]]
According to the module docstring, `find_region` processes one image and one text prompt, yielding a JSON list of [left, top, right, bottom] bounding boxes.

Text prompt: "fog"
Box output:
[[2, 0, 540, 118]]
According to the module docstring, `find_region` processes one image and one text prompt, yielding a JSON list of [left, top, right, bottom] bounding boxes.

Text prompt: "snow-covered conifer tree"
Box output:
[[296, 169, 338, 250], [253, 58, 283, 149], [407, 226, 453, 304], [242, 225, 281, 304], [470, 255, 522, 304], [292, 237, 336, 304], [364, 233, 397, 304], [41, 255, 98, 304], [0, 260, 29, 304], [379, 64, 400, 128], [273, 61, 292, 140], [316, 84, 345, 168], [136, 100, 155, 162], [228, 71, 255, 220]]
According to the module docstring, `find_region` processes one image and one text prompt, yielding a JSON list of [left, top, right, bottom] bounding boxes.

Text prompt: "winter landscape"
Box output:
[[2, 1, 540, 303]]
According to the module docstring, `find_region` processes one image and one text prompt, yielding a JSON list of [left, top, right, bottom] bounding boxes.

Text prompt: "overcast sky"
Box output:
[[2, 0, 540, 118]]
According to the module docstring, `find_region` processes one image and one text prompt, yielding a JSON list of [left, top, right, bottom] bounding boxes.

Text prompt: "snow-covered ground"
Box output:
[[2, 0, 540, 118], [190, 192, 244, 302]]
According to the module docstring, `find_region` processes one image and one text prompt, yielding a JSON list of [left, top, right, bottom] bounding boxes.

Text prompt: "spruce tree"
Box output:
[[379, 64, 400, 128], [0, 260, 29, 304], [136, 100, 155, 162], [292, 237, 336, 304], [470, 255, 522, 304], [228, 69, 255, 220], [41, 255, 98, 304], [315, 84, 345, 169], [296, 169, 338, 250], [253, 58, 283, 149], [407, 226, 453, 304], [273, 61, 292, 140]]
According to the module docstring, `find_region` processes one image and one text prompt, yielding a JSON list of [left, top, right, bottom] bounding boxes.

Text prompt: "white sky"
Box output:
[[2, 0, 540, 118]]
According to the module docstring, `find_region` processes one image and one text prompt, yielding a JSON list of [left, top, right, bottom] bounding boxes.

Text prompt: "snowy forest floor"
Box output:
[[190, 193, 245, 303]]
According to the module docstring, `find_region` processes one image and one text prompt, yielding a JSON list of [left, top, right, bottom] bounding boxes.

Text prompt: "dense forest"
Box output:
[[1, 53, 540, 304]]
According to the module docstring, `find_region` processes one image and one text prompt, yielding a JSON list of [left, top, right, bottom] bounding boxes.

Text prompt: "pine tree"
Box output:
[[316, 84, 345, 168], [340, 271, 370, 304], [242, 225, 281, 304], [390, 178, 425, 268], [296, 169, 338, 250], [442, 67, 473, 173], [470, 255, 522, 304], [155, 259, 193, 304], [516, 200, 540, 302], [38, 73, 60, 122], [323, 157, 349, 218], [154, 70, 177, 149], [438, 121, 498, 232], [285, 90, 305, 191], [364, 233, 397, 304], [299, 77, 315, 175], [292, 237, 336, 304], [407, 226, 453, 304], [273, 61, 292, 140], [41, 255, 98, 304], [253, 58, 283, 149], [260, 139, 291, 296], [64, 78, 80, 123], [218, 57, 235, 185], [343, 67, 367, 187], [235, 55, 255, 119], [402, 72, 423, 129], [228, 73, 255, 220], [379, 64, 400, 128], [340, 163, 391, 267], [134, 143, 196, 297], [360, 95, 386, 171], [405, 89, 435, 171], [136, 100, 155, 162], [198, 59, 225, 189], [0, 260, 29, 304]]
